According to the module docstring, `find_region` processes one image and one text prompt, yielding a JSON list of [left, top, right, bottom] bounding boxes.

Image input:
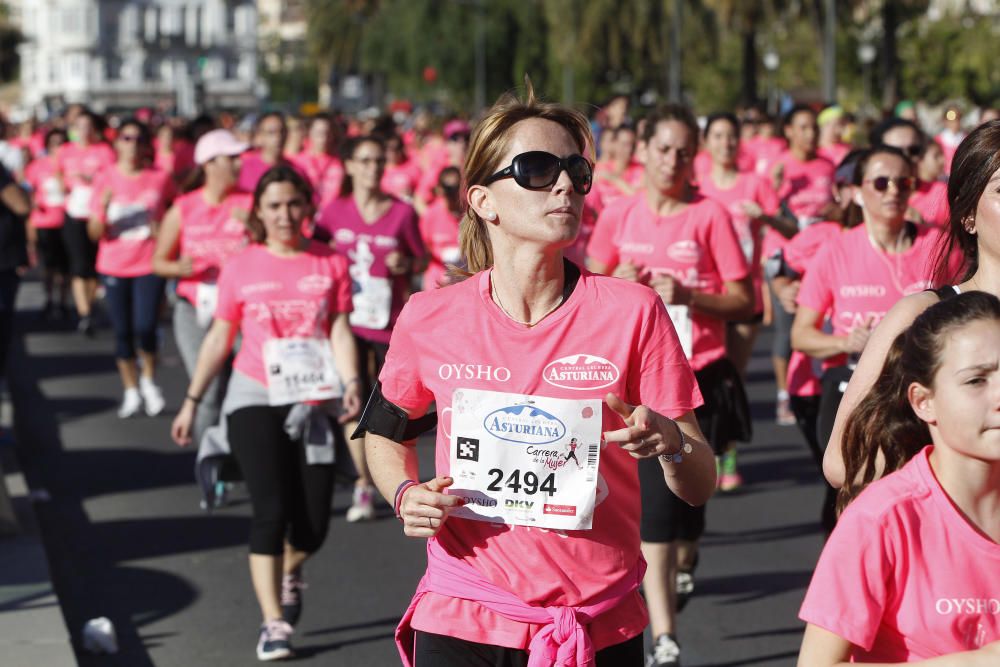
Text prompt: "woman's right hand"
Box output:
[[176, 255, 194, 278], [398, 476, 464, 538], [171, 400, 196, 447]]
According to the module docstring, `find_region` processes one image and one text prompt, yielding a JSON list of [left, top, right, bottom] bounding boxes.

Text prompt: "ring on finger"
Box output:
[[639, 437, 646, 447], [427, 516, 433, 529]]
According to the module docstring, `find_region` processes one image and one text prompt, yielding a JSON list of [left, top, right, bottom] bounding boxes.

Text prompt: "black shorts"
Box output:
[[355, 334, 390, 406], [413, 630, 643, 666], [817, 365, 853, 454], [35, 227, 69, 273], [61, 214, 98, 279], [638, 358, 751, 543]]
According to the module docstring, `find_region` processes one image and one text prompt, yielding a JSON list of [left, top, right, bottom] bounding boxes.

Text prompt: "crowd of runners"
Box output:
[[0, 88, 997, 666]]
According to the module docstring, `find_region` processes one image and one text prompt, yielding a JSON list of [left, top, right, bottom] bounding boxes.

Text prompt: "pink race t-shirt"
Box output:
[[174, 188, 252, 304], [592, 161, 643, 210], [587, 192, 750, 371], [90, 166, 174, 277], [214, 242, 353, 386], [776, 152, 835, 223], [24, 156, 66, 229], [796, 224, 948, 371], [418, 198, 461, 290], [817, 142, 851, 167], [380, 268, 703, 651], [698, 172, 780, 315], [743, 136, 786, 177], [55, 142, 116, 219], [238, 151, 304, 194], [315, 196, 425, 344], [909, 180, 950, 227], [382, 161, 422, 201], [800, 446, 1000, 661], [290, 152, 344, 211]]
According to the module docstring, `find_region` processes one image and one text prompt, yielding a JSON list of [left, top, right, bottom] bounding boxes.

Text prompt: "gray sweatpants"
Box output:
[[173, 298, 231, 447]]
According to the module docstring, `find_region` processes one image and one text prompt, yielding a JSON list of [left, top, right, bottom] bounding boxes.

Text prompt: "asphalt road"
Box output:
[[9, 276, 828, 667]]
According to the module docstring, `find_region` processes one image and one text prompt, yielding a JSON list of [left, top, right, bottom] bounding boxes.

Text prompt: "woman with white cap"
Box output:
[[153, 129, 251, 448]]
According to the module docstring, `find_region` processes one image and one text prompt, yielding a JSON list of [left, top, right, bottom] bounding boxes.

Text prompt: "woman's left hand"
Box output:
[[602, 393, 683, 459], [338, 381, 362, 424]]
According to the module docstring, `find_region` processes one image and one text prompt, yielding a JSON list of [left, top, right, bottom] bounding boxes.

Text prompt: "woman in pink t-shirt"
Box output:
[[591, 125, 643, 210], [171, 166, 361, 661], [824, 120, 1000, 491], [791, 146, 947, 468], [315, 134, 426, 524], [86, 119, 174, 419], [239, 113, 299, 194], [363, 87, 716, 667], [289, 113, 344, 213], [798, 291, 1000, 665], [773, 105, 836, 227], [418, 165, 463, 289], [25, 128, 70, 319], [586, 104, 751, 665], [381, 132, 423, 203], [56, 110, 116, 335], [153, 128, 251, 460]]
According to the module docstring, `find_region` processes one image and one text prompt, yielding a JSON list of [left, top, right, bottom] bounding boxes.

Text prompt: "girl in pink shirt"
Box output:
[[591, 125, 643, 209], [171, 166, 361, 661], [587, 104, 751, 664], [25, 128, 70, 319], [154, 128, 251, 459], [418, 166, 463, 289], [87, 119, 174, 419], [381, 132, 423, 203], [289, 113, 344, 213], [909, 141, 949, 226], [56, 110, 116, 334], [774, 105, 836, 226], [315, 135, 426, 524], [239, 113, 300, 194], [364, 87, 717, 667], [798, 290, 1000, 665]]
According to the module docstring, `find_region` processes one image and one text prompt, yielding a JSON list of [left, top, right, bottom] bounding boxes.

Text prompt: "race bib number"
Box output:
[[195, 282, 218, 328], [349, 275, 392, 329], [42, 177, 65, 206], [263, 338, 341, 406], [449, 388, 602, 530], [666, 305, 693, 360], [67, 186, 93, 219], [106, 201, 152, 241]]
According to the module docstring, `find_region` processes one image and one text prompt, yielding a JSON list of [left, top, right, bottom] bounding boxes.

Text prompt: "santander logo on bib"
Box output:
[[484, 405, 566, 445], [667, 240, 702, 264], [543, 354, 620, 390]]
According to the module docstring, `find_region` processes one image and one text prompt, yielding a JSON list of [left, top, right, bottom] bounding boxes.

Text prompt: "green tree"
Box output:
[[0, 1, 21, 83]]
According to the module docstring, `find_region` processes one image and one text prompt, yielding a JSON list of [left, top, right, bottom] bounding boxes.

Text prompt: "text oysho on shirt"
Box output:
[[586, 192, 749, 371], [214, 242, 353, 386], [379, 267, 702, 651]]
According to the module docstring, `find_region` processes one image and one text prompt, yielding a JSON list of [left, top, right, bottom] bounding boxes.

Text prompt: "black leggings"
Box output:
[[414, 631, 643, 666], [228, 405, 338, 555]]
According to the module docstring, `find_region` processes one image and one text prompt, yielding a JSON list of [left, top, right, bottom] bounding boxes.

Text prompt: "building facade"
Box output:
[[18, 0, 261, 115]]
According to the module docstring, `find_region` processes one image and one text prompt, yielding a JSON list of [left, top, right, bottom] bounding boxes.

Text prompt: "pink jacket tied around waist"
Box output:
[[396, 538, 646, 666]]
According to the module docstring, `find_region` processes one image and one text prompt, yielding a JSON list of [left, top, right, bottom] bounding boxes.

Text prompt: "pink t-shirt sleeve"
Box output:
[[796, 244, 834, 314], [331, 253, 354, 314], [378, 297, 434, 415], [754, 175, 780, 217], [706, 203, 750, 282], [214, 258, 243, 324], [586, 203, 622, 268], [88, 168, 110, 223], [799, 504, 891, 651], [633, 296, 704, 417]]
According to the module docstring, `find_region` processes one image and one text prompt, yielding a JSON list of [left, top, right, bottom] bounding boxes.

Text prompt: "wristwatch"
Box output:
[[660, 420, 693, 463]]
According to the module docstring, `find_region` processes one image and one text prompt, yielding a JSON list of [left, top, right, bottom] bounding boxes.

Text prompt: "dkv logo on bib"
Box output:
[[483, 405, 566, 445], [543, 354, 620, 390]]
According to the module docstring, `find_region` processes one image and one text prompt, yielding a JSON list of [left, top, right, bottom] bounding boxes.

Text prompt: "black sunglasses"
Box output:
[[865, 176, 916, 192], [484, 151, 593, 195]]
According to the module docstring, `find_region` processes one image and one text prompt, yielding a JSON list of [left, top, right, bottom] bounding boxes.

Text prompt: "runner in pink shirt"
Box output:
[[315, 134, 426, 524], [742, 114, 786, 177], [362, 85, 716, 667], [797, 291, 1000, 665], [816, 105, 851, 167], [24, 128, 70, 319], [418, 166, 462, 289], [414, 120, 469, 215], [154, 128, 251, 456], [791, 146, 949, 463], [773, 105, 836, 227], [380, 132, 422, 203], [171, 166, 362, 661], [591, 125, 643, 209], [869, 117, 950, 226], [154, 122, 195, 185], [289, 113, 344, 213], [86, 119, 174, 419], [587, 104, 750, 664], [56, 110, 116, 335], [697, 111, 797, 491], [239, 113, 300, 194]]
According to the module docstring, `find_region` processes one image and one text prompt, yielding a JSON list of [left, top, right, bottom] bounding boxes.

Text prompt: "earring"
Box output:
[[485, 212, 497, 221], [963, 216, 976, 234]]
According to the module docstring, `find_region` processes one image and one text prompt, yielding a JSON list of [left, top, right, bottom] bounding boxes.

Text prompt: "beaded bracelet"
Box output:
[[393, 479, 420, 520]]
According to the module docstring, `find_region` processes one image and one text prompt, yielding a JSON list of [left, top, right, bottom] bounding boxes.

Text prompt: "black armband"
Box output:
[[351, 381, 438, 442]]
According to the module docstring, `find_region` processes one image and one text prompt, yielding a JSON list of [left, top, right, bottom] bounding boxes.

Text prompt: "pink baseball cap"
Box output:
[[194, 129, 249, 165], [443, 119, 471, 140]]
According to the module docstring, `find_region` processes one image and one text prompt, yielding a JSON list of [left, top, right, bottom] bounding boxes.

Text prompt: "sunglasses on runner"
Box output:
[[484, 151, 593, 195], [865, 176, 916, 192]]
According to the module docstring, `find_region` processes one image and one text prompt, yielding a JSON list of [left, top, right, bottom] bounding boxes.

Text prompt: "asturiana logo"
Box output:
[[543, 354, 620, 390], [484, 405, 566, 445]]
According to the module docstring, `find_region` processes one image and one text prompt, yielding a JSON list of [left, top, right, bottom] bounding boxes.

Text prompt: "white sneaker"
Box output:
[[646, 633, 681, 666], [345, 485, 376, 522], [139, 377, 165, 417], [117, 388, 142, 419]]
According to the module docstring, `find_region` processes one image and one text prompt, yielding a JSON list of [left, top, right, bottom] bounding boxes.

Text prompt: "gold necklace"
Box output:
[[490, 275, 563, 327]]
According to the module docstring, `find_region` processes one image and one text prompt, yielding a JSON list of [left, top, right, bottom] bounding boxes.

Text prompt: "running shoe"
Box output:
[[281, 573, 306, 626], [139, 377, 166, 417], [775, 395, 796, 426], [675, 570, 695, 612], [646, 633, 681, 667], [345, 484, 376, 522], [256, 619, 293, 661], [719, 449, 743, 492], [117, 388, 142, 419], [77, 315, 95, 337]]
